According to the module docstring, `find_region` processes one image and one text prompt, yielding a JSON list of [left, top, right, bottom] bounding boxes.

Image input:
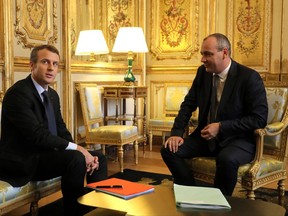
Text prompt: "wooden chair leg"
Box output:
[[149, 130, 153, 151], [30, 201, 39, 216], [118, 146, 124, 172], [101, 144, 106, 155], [162, 132, 166, 146], [246, 189, 256, 200], [278, 179, 285, 206], [134, 140, 138, 164]]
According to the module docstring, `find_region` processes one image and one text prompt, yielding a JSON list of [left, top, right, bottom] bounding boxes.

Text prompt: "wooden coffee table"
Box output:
[[78, 185, 286, 216]]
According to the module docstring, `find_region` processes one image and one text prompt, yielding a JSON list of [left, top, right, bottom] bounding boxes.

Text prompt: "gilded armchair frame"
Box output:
[[77, 83, 138, 172], [187, 83, 288, 206]]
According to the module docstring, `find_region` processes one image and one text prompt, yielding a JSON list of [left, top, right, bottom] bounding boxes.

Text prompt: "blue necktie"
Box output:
[[42, 91, 57, 135]]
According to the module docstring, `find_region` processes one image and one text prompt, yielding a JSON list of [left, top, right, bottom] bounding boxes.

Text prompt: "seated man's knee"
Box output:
[[160, 145, 169, 156], [216, 154, 239, 169]]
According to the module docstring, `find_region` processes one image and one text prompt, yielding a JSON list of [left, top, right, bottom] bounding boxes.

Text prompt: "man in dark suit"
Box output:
[[161, 33, 268, 196], [0, 45, 107, 215]]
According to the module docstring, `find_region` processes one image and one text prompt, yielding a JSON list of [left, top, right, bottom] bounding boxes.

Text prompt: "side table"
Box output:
[[103, 85, 147, 146]]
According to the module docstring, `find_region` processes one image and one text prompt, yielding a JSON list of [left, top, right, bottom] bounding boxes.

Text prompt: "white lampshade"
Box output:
[[75, 30, 109, 56], [112, 27, 148, 53]]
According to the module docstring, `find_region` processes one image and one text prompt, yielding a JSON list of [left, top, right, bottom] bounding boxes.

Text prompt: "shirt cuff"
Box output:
[[66, 142, 77, 150]]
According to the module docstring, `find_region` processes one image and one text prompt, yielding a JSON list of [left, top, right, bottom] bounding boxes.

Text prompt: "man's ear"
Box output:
[[223, 48, 229, 59], [29, 61, 35, 69]]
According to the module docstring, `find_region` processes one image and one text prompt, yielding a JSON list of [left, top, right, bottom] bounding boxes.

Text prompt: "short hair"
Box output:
[[30, 44, 60, 63], [204, 33, 231, 56]]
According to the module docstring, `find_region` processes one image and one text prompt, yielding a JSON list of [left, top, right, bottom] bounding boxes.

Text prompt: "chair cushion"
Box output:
[[149, 118, 175, 127], [89, 125, 138, 144], [0, 177, 61, 205], [189, 156, 284, 179]]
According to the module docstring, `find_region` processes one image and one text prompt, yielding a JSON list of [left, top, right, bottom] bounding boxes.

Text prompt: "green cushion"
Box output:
[[189, 156, 284, 179]]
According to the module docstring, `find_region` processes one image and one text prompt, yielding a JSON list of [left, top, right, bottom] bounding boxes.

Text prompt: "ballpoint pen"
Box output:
[[95, 185, 123, 189]]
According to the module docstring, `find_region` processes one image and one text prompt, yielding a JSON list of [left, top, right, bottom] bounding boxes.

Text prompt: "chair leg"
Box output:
[[101, 144, 106, 155], [277, 179, 285, 206], [162, 132, 166, 146], [246, 189, 256, 200], [117, 146, 124, 172], [30, 201, 39, 216], [134, 140, 138, 164], [149, 130, 153, 151]]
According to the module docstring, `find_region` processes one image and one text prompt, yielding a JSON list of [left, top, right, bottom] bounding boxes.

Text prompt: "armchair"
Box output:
[[148, 82, 195, 151], [77, 83, 138, 172], [186, 84, 288, 205]]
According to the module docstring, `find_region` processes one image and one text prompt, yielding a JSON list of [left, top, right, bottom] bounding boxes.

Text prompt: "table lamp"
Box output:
[[75, 30, 109, 61], [112, 27, 148, 82]]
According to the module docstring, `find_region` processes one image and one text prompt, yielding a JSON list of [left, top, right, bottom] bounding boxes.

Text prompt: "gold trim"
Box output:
[[150, 0, 200, 60], [14, 0, 58, 49], [227, 0, 271, 73]]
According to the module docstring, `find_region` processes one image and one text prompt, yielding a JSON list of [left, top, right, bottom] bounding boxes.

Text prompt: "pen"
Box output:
[[96, 185, 123, 189]]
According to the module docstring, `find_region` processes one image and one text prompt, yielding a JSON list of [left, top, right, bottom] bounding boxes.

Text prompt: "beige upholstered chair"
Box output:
[[78, 83, 138, 172], [148, 82, 195, 151], [186, 84, 288, 206]]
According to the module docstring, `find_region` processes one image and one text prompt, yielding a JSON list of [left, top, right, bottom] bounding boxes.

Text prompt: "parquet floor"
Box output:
[[5, 141, 288, 215]]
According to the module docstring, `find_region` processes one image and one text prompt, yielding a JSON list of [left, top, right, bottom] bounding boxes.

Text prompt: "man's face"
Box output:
[[30, 49, 59, 89], [200, 37, 227, 74]]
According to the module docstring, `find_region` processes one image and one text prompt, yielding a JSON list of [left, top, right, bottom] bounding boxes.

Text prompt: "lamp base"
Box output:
[[124, 70, 135, 82]]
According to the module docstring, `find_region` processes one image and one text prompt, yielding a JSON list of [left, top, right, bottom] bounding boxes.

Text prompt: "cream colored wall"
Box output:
[[0, 0, 287, 140]]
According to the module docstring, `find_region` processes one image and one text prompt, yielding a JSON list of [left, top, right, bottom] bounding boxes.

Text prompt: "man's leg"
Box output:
[[32, 150, 86, 216], [214, 141, 255, 196], [160, 136, 211, 186]]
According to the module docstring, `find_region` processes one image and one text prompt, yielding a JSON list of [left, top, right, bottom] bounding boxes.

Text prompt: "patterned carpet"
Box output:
[[29, 169, 288, 215]]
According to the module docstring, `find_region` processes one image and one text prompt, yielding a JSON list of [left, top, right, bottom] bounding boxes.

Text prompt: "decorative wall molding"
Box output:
[[150, 0, 200, 60], [15, 0, 58, 49], [227, 0, 271, 73]]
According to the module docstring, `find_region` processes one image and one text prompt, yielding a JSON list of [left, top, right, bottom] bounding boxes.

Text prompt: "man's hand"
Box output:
[[164, 136, 184, 153], [201, 122, 221, 140], [76, 145, 99, 175]]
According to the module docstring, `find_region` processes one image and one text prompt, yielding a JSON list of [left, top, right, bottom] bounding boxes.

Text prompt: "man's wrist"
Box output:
[[66, 142, 77, 150]]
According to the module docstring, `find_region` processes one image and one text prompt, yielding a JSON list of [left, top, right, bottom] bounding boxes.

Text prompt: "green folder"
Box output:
[[173, 184, 231, 209]]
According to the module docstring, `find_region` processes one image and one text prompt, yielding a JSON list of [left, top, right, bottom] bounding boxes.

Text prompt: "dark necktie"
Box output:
[[42, 91, 57, 135], [208, 74, 219, 152], [209, 74, 219, 123]]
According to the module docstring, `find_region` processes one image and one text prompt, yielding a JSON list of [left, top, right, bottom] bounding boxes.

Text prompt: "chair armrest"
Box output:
[[265, 122, 285, 134], [246, 121, 288, 178], [254, 122, 284, 136]]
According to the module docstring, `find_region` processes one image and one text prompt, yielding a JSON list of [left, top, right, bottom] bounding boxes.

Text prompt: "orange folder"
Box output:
[[87, 178, 155, 200]]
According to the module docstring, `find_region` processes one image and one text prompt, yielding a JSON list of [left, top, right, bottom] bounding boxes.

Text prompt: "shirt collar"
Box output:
[[216, 60, 231, 81], [31, 76, 46, 96]]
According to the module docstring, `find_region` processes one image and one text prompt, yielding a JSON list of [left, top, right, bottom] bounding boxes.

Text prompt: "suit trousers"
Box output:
[[31, 149, 107, 216], [160, 135, 255, 196]]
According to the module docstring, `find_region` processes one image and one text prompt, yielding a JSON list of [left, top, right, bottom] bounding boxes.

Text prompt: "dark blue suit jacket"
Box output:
[[171, 60, 268, 153], [0, 75, 73, 186]]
